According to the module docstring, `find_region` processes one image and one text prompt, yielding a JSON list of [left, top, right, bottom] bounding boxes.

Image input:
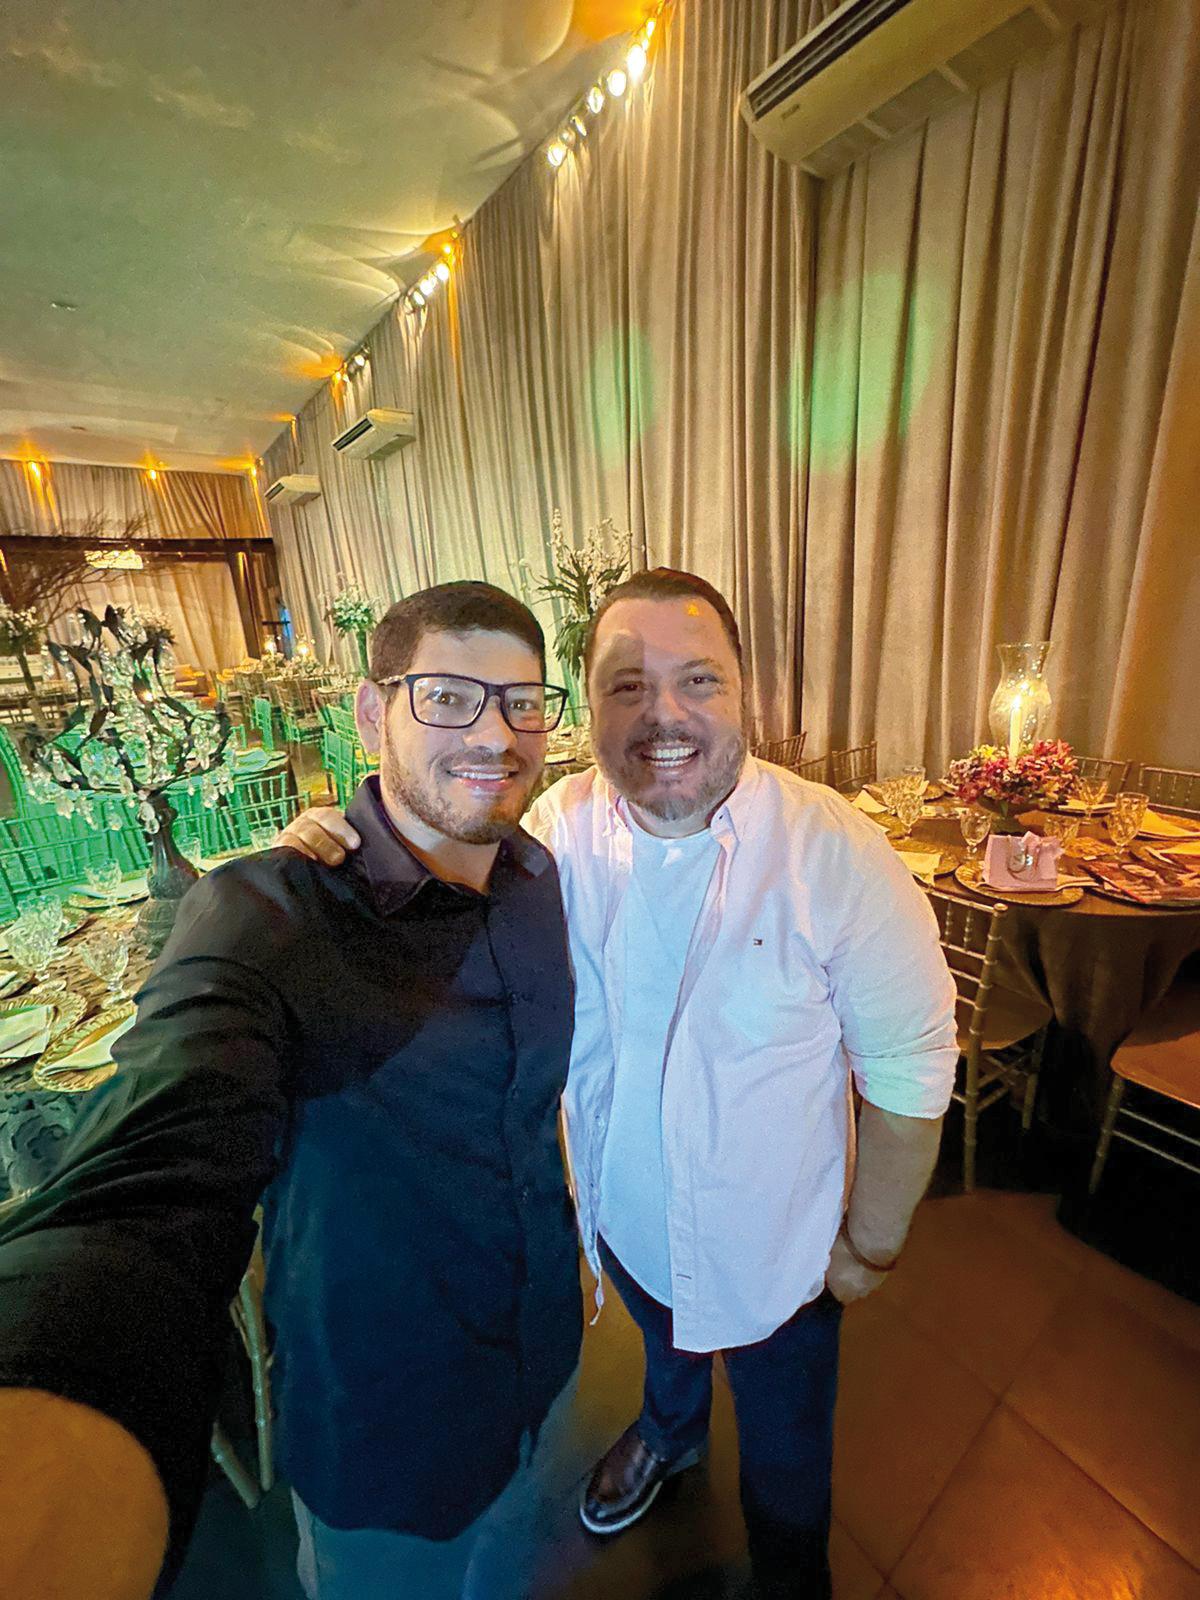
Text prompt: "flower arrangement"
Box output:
[[0, 604, 45, 661], [946, 740, 1079, 821], [326, 583, 380, 673], [532, 510, 631, 685]]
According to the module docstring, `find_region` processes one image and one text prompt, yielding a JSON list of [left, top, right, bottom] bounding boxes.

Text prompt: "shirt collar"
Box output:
[[601, 753, 763, 847], [345, 776, 548, 916]]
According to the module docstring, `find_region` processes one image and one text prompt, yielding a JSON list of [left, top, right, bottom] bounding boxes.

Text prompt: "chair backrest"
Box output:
[[794, 752, 831, 786], [830, 740, 878, 794], [1075, 756, 1130, 792], [923, 888, 1007, 1062], [1138, 766, 1200, 816], [753, 732, 807, 772], [0, 806, 150, 922]]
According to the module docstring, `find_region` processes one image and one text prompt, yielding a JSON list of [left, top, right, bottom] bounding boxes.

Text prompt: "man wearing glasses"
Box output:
[[0, 582, 583, 1600]]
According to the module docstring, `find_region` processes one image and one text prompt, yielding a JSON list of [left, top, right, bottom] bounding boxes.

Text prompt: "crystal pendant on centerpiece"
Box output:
[[988, 642, 1053, 759]]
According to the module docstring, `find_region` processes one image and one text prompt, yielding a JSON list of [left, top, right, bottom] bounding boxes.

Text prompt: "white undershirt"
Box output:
[[597, 817, 720, 1305]]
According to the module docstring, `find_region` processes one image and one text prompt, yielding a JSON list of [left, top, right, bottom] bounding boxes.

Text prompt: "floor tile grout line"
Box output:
[[996, 1398, 1200, 1578], [869, 1385, 1005, 1582]]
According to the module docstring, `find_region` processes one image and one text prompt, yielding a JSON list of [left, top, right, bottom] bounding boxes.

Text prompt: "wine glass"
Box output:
[[80, 930, 131, 1001], [1112, 790, 1148, 840], [900, 765, 927, 799], [249, 823, 276, 853], [1043, 814, 1081, 850], [1076, 777, 1109, 823], [85, 859, 123, 906], [876, 777, 903, 814], [959, 805, 992, 879], [4, 912, 83, 1036], [894, 789, 925, 840]]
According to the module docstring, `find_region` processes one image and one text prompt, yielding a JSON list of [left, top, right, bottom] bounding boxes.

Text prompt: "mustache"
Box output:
[[438, 752, 529, 774], [626, 727, 707, 754]]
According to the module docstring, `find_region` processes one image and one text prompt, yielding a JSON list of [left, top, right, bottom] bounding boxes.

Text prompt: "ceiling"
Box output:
[[0, 0, 638, 473]]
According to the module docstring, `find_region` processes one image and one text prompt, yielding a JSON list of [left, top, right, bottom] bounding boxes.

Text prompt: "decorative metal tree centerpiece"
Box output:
[[23, 607, 238, 953]]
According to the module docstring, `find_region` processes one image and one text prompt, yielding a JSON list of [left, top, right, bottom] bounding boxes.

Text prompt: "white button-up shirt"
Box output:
[[528, 757, 958, 1352]]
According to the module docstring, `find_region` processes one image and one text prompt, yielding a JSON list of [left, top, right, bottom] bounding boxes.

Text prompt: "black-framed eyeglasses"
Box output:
[[375, 673, 568, 734]]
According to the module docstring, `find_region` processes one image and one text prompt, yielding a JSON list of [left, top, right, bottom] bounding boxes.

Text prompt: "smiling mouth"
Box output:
[[448, 766, 519, 789], [637, 744, 700, 773]]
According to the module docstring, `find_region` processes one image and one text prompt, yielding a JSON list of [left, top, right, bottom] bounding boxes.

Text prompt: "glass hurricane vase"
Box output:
[[987, 642, 1053, 759]]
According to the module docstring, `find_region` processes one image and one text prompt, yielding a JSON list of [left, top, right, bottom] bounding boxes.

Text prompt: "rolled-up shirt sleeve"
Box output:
[[824, 834, 959, 1118], [0, 866, 295, 1587]]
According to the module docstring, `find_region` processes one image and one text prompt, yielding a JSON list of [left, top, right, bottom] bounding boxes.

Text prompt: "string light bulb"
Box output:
[[435, 260, 451, 282], [626, 42, 647, 82], [605, 66, 628, 98], [571, 113, 588, 139], [586, 84, 605, 115], [547, 139, 568, 167], [419, 273, 438, 296], [146, 468, 158, 482], [411, 288, 426, 308], [644, 15, 656, 36], [27, 461, 42, 480]]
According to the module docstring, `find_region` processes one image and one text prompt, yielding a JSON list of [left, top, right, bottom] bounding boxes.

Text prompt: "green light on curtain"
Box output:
[[588, 326, 657, 464], [792, 271, 943, 471]]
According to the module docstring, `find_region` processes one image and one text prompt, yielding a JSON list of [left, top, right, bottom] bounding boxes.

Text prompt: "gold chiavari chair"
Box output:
[[830, 740, 878, 794], [210, 1230, 274, 1507], [753, 732, 808, 772], [1075, 756, 1130, 792], [1089, 978, 1200, 1195], [795, 753, 831, 785], [1138, 766, 1200, 817], [924, 889, 1054, 1192]]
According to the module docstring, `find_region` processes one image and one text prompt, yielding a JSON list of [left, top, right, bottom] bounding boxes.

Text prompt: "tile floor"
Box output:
[[168, 1185, 1200, 1600]]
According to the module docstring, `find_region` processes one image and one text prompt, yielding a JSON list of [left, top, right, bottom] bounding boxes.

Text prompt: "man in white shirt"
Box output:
[[282, 568, 958, 1600]]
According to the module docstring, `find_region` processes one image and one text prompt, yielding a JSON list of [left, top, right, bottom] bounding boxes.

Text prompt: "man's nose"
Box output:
[[462, 693, 518, 749], [647, 682, 687, 724]]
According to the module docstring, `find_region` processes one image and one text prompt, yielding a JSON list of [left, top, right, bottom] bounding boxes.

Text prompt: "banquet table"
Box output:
[[891, 801, 1200, 1131], [0, 903, 152, 1201]]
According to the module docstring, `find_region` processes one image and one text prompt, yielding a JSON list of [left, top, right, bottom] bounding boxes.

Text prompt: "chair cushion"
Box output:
[[1113, 981, 1200, 1110]]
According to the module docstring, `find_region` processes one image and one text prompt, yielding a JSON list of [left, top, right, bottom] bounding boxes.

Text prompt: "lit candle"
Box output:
[[1007, 692, 1023, 763]]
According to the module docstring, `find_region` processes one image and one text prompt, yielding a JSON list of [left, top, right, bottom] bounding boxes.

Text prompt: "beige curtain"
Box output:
[[0, 461, 263, 541], [802, 0, 1200, 773], [266, 0, 1199, 771], [52, 561, 246, 672], [266, 0, 832, 721]]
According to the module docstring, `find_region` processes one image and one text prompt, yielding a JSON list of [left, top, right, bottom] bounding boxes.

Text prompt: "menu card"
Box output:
[[1086, 857, 1200, 906]]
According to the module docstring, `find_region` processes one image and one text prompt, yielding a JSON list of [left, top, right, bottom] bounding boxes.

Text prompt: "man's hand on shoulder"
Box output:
[[275, 807, 361, 866]]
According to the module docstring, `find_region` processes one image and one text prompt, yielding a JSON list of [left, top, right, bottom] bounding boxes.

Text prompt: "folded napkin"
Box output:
[[1151, 839, 1200, 859], [896, 850, 942, 882], [1139, 809, 1200, 840], [38, 1008, 136, 1077], [0, 968, 23, 999], [853, 790, 887, 814], [0, 1003, 53, 1062]]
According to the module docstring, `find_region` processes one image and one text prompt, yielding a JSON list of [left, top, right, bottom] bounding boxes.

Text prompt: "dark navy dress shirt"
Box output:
[[0, 777, 581, 1584]]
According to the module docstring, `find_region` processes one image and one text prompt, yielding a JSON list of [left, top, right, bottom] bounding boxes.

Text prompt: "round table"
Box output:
[[0, 904, 152, 1201], [896, 804, 1200, 1129]]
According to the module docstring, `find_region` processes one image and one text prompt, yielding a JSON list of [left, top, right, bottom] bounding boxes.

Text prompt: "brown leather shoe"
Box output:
[[579, 1423, 704, 1536]]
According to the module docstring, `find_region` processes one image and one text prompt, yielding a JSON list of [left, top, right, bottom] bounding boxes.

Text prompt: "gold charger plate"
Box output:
[[953, 864, 1084, 907], [33, 1000, 136, 1092], [891, 843, 957, 878], [68, 880, 149, 910]]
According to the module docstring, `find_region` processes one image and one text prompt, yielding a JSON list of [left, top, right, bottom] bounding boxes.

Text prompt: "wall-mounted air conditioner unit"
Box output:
[[264, 474, 322, 506], [330, 408, 416, 461], [741, 0, 1113, 179]]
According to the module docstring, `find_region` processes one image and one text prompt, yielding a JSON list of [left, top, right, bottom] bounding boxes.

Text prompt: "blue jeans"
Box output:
[[291, 1372, 585, 1599], [601, 1238, 841, 1600]]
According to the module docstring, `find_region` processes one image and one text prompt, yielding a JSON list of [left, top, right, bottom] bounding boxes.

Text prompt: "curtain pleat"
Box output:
[[263, 0, 1198, 770]]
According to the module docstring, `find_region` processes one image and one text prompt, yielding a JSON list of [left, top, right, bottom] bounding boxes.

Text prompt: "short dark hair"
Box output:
[[369, 581, 546, 682], [582, 567, 742, 682]]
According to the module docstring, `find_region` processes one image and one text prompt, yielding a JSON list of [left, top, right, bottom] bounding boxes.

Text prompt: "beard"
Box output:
[[597, 721, 748, 825], [379, 730, 537, 845]]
